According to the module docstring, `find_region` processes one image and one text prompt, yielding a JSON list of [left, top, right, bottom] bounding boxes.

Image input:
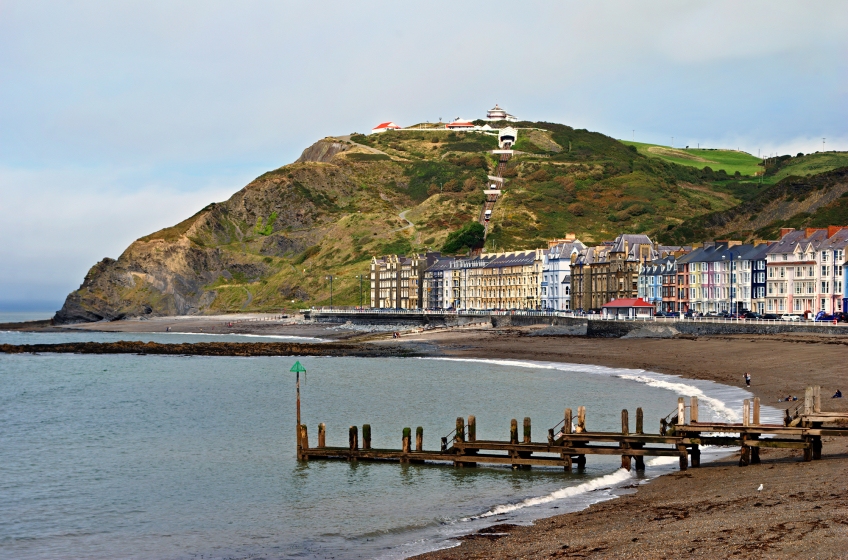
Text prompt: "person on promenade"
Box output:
[[833, 389, 843, 398], [744, 372, 751, 387]]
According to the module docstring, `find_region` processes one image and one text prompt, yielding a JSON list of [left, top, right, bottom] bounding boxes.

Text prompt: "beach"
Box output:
[[8, 317, 848, 557]]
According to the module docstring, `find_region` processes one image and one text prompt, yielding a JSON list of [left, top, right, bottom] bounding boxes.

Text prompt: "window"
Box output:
[[795, 283, 803, 294], [822, 281, 830, 293], [768, 268, 775, 278], [822, 265, 830, 276], [821, 299, 827, 311], [779, 267, 785, 278], [836, 280, 843, 294], [822, 251, 829, 263], [768, 283, 774, 295], [768, 300, 774, 311], [836, 250, 844, 262], [783, 254, 788, 261], [796, 267, 803, 277], [794, 300, 801, 311]]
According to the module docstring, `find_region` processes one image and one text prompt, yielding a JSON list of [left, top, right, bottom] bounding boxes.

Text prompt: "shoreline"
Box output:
[[3, 318, 848, 557]]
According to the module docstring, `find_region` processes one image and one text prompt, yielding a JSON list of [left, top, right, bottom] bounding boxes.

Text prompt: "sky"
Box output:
[[1, 1, 847, 310]]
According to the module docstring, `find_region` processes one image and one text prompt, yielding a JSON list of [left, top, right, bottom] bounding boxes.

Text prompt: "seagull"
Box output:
[[757, 484, 764, 491]]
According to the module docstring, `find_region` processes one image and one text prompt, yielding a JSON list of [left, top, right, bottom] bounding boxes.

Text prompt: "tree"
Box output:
[[441, 222, 485, 254]]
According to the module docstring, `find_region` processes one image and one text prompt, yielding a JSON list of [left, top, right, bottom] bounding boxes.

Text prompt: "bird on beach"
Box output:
[[757, 484, 764, 491]]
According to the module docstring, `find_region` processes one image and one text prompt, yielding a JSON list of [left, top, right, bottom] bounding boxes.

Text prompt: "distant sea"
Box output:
[[0, 310, 56, 323], [0, 330, 780, 559]]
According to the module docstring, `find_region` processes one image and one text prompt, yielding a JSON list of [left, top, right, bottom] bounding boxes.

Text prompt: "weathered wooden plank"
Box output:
[[318, 423, 326, 448]]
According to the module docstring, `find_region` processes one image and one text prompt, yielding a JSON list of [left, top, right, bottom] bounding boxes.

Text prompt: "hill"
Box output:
[[54, 122, 752, 322], [620, 141, 763, 176], [658, 166, 848, 244]]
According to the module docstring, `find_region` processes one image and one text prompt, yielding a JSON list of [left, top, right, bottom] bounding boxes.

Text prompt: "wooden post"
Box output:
[[564, 408, 572, 435], [415, 426, 423, 452], [362, 424, 372, 450], [402, 427, 411, 454], [636, 407, 644, 434], [677, 397, 685, 425], [349, 425, 358, 453], [300, 424, 309, 450], [455, 417, 465, 443], [577, 406, 586, 433], [510, 419, 518, 444], [814, 385, 821, 413], [753, 397, 760, 425], [467, 415, 476, 442], [679, 445, 688, 470], [743, 399, 750, 427], [690, 397, 699, 423], [318, 423, 326, 448], [804, 386, 813, 416], [523, 417, 532, 443], [739, 435, 750, 466], [691, 444, 701, 468]]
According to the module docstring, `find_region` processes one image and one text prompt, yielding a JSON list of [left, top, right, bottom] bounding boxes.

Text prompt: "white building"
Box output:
[[486, 104, 518, 122], [371, 121, 401, 134], [541, 237, 585, 311]]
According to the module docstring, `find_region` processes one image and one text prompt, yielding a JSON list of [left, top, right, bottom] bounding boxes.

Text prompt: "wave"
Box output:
[[470, 468, 635, 519]]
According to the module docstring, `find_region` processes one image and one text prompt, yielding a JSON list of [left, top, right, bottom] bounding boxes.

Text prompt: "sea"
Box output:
[[0, 328, 781, 559]]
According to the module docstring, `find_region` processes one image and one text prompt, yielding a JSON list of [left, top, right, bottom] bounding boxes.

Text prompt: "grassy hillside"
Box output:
[[621, 141, 762, 177], [762, 152, 848, 184], [56, 122, 759, 320]]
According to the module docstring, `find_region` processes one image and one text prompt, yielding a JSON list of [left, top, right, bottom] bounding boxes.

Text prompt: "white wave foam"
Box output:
[[470, 468, 634, 519]]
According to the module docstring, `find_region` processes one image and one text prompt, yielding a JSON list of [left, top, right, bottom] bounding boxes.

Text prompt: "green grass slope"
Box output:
[[621, 141, 763, 176]]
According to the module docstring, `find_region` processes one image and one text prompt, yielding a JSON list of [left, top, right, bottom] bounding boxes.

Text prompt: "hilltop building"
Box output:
[[486, 104, 518, 122], [371, 122, 402, 134], [445, 118, 475, 130]]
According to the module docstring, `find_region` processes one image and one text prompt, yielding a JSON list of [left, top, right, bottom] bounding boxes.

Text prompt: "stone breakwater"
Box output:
[[0, 341, 423, 358]]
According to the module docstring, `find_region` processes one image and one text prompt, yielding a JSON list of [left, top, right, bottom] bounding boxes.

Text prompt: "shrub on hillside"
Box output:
[[568, 203, 585, 216], [441, 222, 485, 254]]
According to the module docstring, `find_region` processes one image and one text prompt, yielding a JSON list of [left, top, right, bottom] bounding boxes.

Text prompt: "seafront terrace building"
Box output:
[[370, 253, 440, 309], [541, 237, 585, 311], [422, 257, 455, 310], [765, 227, 848, 316], [457, 250, 544, 310]]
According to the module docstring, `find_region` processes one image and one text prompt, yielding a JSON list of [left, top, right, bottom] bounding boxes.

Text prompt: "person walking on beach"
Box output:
[[744, 372, 751, 387]]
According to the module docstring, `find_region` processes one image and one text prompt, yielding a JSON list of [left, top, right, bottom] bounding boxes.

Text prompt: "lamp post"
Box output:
[[325, 275, 334, 308], [290, 361, 306, 460]]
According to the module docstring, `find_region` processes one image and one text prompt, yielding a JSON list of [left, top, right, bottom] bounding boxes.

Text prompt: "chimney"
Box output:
[[691, 242, 703, 249], [703, 241, 715, 249], [805, 227, 825, 238], [753, 239, 771, 246], [828, 225, 847, 238], [779, 228, 795, 238]]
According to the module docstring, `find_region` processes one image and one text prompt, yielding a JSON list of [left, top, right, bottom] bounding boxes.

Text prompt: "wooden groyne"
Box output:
[[298, 388, 848, 471]]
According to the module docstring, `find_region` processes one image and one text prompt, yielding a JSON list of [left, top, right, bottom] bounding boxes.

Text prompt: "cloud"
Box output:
[[0, 165, 239, 305], [0, 1, 846, 305]]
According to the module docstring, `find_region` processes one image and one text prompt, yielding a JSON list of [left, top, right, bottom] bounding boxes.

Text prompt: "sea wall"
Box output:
[[306, 311, 848, 338]]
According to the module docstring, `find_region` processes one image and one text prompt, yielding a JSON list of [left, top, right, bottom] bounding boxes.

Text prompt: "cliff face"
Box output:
[[54, 124, 754, 323]]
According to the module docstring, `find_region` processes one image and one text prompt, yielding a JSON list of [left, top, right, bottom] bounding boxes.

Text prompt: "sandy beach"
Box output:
[[9, 317, 848, 557]]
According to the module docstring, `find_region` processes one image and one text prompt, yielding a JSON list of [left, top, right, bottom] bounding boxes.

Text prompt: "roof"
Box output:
[[602, 298, 654, 308], [446, 118, 475, 128], [372, 122, 401, 130]]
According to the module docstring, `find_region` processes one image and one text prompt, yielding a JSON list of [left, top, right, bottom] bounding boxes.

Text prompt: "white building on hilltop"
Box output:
[[486, 104, 518, 122]]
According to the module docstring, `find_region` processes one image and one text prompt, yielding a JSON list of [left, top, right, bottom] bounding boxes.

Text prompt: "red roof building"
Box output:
[[601, 298, 654, 319], [371, 121, 402, 134], [445, 118, 475, 129]]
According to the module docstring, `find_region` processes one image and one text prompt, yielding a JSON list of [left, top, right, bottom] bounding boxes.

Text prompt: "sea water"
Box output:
[[0, 331, 779, 559]]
